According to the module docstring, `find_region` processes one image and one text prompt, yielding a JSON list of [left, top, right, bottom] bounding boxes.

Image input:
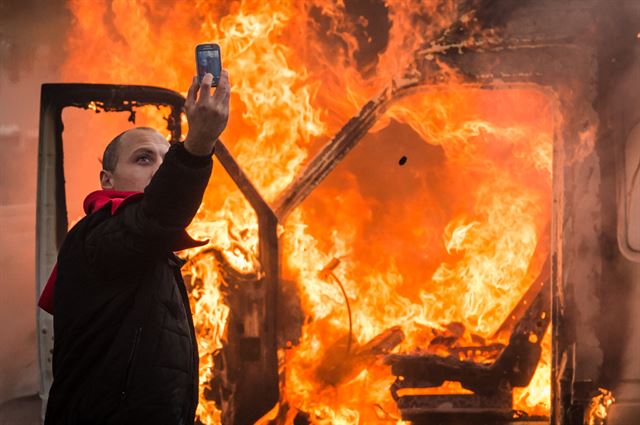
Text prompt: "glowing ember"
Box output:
[[61, 1, 553, 423]]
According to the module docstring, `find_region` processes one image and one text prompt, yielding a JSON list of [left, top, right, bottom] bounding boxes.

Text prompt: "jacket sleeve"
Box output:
[[84, 142, 213, 271]]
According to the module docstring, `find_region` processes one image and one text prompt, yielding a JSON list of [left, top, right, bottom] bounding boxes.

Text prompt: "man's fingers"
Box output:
[[211, 70, 230, 105], [219, 69, 230, 85], [185, 76, 198, 108], [184, 69, 230, 148], [198, 73, 213, 102]]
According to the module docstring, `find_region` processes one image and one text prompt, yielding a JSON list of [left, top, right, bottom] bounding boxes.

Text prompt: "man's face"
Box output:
[[100, 128, 170, 192]]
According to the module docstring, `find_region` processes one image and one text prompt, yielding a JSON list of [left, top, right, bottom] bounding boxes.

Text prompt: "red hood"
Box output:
[[83, 189, 144, 215]]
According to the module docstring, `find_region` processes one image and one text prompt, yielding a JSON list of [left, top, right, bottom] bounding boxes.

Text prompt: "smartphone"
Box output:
[[195, 43, 222, 86]]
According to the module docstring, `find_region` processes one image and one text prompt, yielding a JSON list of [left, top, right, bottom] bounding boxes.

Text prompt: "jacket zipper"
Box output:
[[121, 326, 143, 401], [173, 267, 198, 422]]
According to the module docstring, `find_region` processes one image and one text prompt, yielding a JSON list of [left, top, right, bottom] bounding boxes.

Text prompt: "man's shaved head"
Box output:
[[102, 127, 159, 172], [100, 127, 170, 192]]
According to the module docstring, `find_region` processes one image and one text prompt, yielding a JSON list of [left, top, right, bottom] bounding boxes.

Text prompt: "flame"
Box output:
[[61, 1, 554, 423], [283, 87, 553, 421], [585, 388, 615, 425]]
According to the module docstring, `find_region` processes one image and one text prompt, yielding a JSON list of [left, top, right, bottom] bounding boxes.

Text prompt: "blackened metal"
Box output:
[[214, 141, 274, 217], [53, 106, 68, 248], [316, 326, 404, 387], [277, 279, 305, 348], [187, 247, 261, 285], [395, 390, 513, 422], [387, 264, 550, 388], [273, 42, 590, 223], [493, 260, 551, 387], [210, 141, 280, 424], [448, 343, 506, 360], [386, 263, 550, 421], [493, 226, 551, 338], [39, 83, 185, 141], [273, 91, 392, 221]]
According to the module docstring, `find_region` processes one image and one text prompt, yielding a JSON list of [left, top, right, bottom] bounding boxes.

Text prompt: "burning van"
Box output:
[[36, 1, 639, 424]]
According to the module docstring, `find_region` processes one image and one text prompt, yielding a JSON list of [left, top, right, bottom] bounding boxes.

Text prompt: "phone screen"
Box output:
[[196, 44, 221, 86]]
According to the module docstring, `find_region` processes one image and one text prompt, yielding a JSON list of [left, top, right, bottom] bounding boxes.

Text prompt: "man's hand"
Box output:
[[184, 70, 230, 156]]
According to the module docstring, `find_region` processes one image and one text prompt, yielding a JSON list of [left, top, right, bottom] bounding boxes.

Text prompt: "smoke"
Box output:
[[0, 0, 70, 405], [593, 1, 640, 391], [0, 0, 69, 85]]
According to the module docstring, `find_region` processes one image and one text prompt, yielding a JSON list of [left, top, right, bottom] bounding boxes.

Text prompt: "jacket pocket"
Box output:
[[120, 326, 142, 401]]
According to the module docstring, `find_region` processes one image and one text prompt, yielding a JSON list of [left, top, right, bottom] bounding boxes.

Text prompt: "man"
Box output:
[[42, 71, 230, 424]]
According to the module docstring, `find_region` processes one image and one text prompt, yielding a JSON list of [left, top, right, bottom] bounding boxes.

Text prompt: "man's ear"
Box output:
[[100, 170, 114, 189]]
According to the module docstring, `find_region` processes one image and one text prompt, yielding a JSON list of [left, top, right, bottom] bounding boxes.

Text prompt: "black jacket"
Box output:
[[45, 143, 213, 425]]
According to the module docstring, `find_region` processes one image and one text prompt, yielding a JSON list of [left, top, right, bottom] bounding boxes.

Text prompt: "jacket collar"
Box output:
[[38, 190, 206, 315]]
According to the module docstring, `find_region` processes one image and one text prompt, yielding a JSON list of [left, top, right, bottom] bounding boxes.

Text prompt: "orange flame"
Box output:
[[61, 1, 553, 423], [585, 388, 615, 425]]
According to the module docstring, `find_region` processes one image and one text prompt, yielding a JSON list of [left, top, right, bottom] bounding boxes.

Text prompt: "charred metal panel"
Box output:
[[209, 142, 280, 425]]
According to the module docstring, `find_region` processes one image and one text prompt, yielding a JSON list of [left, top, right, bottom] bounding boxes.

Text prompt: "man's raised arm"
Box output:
[[83, 72, 231, 270]]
